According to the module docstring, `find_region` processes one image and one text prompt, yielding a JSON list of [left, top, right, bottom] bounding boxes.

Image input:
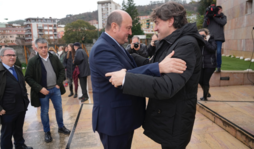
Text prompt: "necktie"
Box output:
[[10, 67, 18, 81]]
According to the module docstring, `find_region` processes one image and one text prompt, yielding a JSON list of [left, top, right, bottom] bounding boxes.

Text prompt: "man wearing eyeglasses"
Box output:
[[0, 47, 33, 149], [25, 38, 71, 143]]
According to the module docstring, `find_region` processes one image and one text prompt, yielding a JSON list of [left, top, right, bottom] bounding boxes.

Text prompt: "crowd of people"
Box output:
[[0, 2, 227, 149]]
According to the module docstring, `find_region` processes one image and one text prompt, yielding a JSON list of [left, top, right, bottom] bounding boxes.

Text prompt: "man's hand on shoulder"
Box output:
[[105, 69, 127, 88], [159, 51, 187, 74]]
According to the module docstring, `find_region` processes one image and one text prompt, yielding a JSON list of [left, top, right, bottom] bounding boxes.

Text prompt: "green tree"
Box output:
[[63, 20, 97, 44], [198, 0, 216, 15], [122, 0, 144, 38], [196, 14, 204, 29]]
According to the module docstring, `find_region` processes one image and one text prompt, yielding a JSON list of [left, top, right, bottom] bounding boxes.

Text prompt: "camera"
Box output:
[[205, 4, 219, 17], [134, 42, 139, 48], [201, 35, 206, 39]]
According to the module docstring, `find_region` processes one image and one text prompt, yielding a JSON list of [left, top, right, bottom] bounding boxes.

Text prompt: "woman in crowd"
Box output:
[[198, 28, 217, 101], [64, 43, 78, 98], [58, 46, 66, 65], [48, 47, 60, 58]]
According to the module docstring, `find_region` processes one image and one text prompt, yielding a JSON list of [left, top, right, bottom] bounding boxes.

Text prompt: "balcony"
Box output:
[[25, 37, 32, 40], [53, 27, 57, 29], [24, 22, 31, 25], [38, 32, 43, 34], [25, 26, 31, 29], [54, 32, 57, 34], [54, 36, 58, 39], [25, 32, 32, 34], [38, 26, 43, 29]]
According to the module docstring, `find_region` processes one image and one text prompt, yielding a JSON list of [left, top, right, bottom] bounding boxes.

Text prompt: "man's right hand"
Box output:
[[159, 51, 187, 74], [131, 43, 134, 49], [0, 109, 6, 115], [40, 87, 49, 95]]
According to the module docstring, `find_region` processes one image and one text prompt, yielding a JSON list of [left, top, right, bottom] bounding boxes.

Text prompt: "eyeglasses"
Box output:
[[38, 46, 48, 50], [3, 54, 16, 57]]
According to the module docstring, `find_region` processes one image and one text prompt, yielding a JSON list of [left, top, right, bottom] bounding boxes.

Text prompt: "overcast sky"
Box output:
[[0, 0, 193, 22]]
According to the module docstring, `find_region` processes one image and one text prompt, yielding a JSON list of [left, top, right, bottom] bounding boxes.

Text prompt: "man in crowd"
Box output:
[[25, 38, 71, 143], [203, 5, 227, 73], [0, 47, 32, 149], [106, 2, 204, 148], [73, 42, 90, 102], [147, 34, 159, 57], [29, 39, 38, 60], [89, 10, 187, 149], [126, 36, 148, 58]]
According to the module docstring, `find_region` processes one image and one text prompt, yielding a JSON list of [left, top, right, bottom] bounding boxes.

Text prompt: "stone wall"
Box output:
[[217, 0, 254, 58]]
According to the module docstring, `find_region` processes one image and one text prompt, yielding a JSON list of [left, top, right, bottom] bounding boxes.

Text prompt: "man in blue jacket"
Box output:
[[89, 10, 187, 149]]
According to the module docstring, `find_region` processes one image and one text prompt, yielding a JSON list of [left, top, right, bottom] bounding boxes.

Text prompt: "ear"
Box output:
[[167, 17, 174, 28], [111, 22, 118, 33]]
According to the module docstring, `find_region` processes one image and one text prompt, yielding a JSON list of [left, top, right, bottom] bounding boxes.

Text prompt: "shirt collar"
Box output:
[[105, 32, 124, 49], [2, 62, 14, 70], [39, 53, 49, 61]]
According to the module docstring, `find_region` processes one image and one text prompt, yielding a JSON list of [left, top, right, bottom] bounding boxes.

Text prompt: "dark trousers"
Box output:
[[79, 76, 88, 98], [199, 68, 215, 87], [1, 111, 26, 149], [99, 131, 134, 149]]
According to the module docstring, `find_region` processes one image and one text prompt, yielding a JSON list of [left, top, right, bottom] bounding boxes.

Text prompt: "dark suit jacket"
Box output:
[[89, 32, 160, 136], [0, 62, 30, 124]]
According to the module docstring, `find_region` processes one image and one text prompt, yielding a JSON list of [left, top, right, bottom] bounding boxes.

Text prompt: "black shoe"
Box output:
[[73, 94, 77, 98], [21, 144, 33, 149], [215, 68, 221, 73], [79, 96, 84, 99], [200, 97, 208, 101], [45, 132, 52, 143], [68, 92, 73, 97], [81, 97, 88, 102], [58, 126, 71, 135], [207, 92, 211, 98]]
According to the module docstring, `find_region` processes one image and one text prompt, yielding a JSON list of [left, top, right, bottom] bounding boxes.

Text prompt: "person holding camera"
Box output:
[[147, 34, 159, 57], [203, 5, 227, 73], [198, 28, 217, 101], [126, 36, 148, 58]]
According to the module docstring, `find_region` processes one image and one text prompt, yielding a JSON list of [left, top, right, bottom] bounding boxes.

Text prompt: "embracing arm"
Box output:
[[123, 42, 198, 100]]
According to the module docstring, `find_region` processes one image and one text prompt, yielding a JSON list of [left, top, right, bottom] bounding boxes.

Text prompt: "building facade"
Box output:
[[24, 17, 59, 44], [0, 24, 25, 46], [88, 20, 99, 29], [97, 0, 121, 29], [218, 0, 254, 59], [139, 16, 156, 35]]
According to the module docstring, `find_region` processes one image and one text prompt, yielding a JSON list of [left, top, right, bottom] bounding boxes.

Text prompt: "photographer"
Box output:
[[198, 28, 217, 101], [147, 34, 159, 57], [126, 36, 148, 58], [203, 5, 227, 73]]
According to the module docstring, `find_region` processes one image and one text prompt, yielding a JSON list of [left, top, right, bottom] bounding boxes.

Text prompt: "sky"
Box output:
[[0, 0, 193, 22]]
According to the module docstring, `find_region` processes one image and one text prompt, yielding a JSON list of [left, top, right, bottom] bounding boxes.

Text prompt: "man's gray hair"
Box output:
[[0, 47, 16, 56], [132, 36, 140, 42], [106, 11, 122, 31], [35, 38, 48, 48]]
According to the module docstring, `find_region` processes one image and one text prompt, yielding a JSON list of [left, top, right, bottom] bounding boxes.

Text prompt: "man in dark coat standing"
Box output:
[[203, 6, 227, 73], [0, 47, 33, 149], [25, 38, 70, 143], [73, 42, 90, 102], [106, 2, 205, 149]]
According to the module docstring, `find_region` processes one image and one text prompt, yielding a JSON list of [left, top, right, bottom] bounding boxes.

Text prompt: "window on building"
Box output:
[[246, 0, 253, 14], [50, 36, 54, 39], [38, 24, 43, 27], [49, 31, 53, 34], [45, 31, 48, 34]]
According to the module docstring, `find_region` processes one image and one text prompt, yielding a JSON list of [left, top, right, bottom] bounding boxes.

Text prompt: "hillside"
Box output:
[[58, 2, 199, 25], [8, 20, 25, 25]]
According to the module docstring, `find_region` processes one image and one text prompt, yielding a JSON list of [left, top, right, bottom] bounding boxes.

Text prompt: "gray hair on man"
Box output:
[[35, 38, 48, 48], [132, 36, 140, 42], [0, 47, 16, 56], [105, 11, 123, 31]]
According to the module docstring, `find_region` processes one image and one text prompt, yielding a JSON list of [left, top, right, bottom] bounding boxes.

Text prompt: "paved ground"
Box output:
[[7, 84, 247, 149], [197, 85, 254, 135]]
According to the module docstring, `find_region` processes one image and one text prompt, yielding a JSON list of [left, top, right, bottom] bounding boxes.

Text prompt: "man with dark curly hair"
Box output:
[[106, 2, 205, 148]]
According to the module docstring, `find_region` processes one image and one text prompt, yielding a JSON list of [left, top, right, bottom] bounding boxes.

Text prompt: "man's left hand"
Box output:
[[105, 69, 127, 88], [56, 85, 60, 89]]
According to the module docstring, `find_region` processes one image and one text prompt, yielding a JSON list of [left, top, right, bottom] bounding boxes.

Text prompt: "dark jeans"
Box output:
[[199, 68, 216, 87], [1, 111, 26, 149], [99, 131, 134, 149], [79, 76, 88, 98], [216, 41, 223, 68], [39, 87, 64, 132]]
